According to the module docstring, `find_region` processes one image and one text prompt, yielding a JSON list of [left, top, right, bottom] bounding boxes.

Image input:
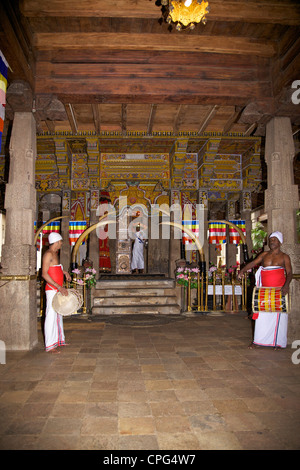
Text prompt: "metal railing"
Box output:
[[186, 270, 248, 313]]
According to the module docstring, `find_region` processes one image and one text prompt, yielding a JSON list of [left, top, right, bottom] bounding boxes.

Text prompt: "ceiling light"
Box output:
[[158, 0, 210, 31]]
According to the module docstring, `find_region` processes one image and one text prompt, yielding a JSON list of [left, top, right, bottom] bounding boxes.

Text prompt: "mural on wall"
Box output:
[[71, 191, 90, 224]]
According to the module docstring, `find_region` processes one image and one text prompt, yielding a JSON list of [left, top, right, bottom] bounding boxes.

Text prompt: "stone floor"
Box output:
[[0, 313, 299, 450]]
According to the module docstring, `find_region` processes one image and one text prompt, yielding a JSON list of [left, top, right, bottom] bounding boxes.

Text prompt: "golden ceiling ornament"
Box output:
[[160, 0, 210, 31]]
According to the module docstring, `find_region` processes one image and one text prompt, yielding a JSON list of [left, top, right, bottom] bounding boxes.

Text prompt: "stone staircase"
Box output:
[[92, 276, 181, 315]]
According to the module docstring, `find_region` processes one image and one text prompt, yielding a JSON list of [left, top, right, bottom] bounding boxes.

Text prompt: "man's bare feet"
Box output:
[[47, 348, 60, 354], [248, 342, 259, 349]]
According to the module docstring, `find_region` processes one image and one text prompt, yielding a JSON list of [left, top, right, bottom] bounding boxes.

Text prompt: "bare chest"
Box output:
[[262, 252, 284, 267]]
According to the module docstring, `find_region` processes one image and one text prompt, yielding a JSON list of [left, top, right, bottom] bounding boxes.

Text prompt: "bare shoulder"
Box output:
[[42, 249, 52, 264], [256, 250, 268, 263]]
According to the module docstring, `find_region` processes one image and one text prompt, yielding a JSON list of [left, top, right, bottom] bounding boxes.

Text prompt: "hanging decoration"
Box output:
[[208, 222, 226, 251], [229, 220, 246, 245], [157, 0, 210, 31], [69, 221, 87, 246], [0, 51, 8, 152]]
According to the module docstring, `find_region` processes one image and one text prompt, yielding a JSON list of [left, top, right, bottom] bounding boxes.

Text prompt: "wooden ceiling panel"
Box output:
[[125, 104, 152, 132], [20, 0, 300, 25], [1, 0, 299, 151], [98, 104, 122, 132]]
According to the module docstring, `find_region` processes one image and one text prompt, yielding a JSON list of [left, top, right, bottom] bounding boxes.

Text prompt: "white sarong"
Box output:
[[253, 266, 288, 348], [253, 311, 288, 348], [44, 290, 66, 351], [131, 231, 145, 270]]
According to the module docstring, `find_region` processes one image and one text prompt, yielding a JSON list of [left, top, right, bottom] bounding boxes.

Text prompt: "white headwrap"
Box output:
[[269, 231, 283, 244], [48, 232, 63, 244]]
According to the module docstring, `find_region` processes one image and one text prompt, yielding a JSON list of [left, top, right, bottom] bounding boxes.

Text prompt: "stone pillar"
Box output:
[[265, 116, 300, 343], [0, 112, 38, 350]]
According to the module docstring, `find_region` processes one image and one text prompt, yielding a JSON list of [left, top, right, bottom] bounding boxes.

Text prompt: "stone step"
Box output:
[[93, 277, 181, 316], [92, 303, 181, 315], [95, 278, 175, 290], [95, 288, 175, 297], [94, 295, 177, 307]]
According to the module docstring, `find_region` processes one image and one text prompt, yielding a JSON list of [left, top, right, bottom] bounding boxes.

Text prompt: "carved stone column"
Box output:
[[0, 112, 38, 350], [265, 116, 300, 343]]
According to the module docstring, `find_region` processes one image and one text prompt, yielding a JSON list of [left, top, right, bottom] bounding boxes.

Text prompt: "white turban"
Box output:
[[269, 231, 283, 244], [48, 232, 63, 244]]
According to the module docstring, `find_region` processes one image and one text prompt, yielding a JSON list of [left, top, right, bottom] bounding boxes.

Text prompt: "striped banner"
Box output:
[[229, 220, 246, 245], [182, 220, 199, 245], [69, 220, 87, 246], [0, 51, 8, 151], [34, 221, 61, 249], [42, 221, 61, 235], [208, 222, 226, 245]]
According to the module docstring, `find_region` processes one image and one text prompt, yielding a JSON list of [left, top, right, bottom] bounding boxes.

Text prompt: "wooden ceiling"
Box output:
[[1, 0, 300, 148]]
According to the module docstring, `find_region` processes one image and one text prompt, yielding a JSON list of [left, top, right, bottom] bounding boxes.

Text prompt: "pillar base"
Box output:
[[0, 278, 38, 350]]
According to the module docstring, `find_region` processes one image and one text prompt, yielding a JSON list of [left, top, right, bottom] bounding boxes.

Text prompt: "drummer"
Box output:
[[238, 231, 292, 349], [42, 232, 72, 353]]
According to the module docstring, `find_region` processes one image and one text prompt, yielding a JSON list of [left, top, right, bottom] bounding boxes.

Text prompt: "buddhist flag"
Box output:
[[229, 220, 246, 245], [42, 221, 61, 235], [69, 221, 87, 246], [182, 220, 199, 245], [0, 51, 8, 151], [34, 221, 61, 249], [208, 222, 226, 245]]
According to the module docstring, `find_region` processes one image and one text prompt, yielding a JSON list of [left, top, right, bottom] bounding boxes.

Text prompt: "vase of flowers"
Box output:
[[175, 266, 199, 289], [72, 267, 97, 314]]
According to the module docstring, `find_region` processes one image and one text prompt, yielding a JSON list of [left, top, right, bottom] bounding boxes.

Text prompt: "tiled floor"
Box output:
[[0, 313, 299, 450]]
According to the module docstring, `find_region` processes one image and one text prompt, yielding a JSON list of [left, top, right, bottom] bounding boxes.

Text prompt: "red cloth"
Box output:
[[45, 265, 64, 291], [261, 268, 286, 288], [253, 267, 286, 319]]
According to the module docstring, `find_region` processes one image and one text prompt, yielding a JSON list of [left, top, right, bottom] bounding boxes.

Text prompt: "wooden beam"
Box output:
[[147, 104, 157, 135], [45, 119, 55, 133], [33, 33, 276, 57], [65, 104, 78, 133], [121, 104, 127, 133], [244, 123, 257, 136], [35, 77, 272, 103], [197, 105, 219, 134], [35, 62, 261, 82], [173, 105, 182, 135], [0, 3, 34, 86], [20, 0, 300, 25], [223, 106, 243, 133], [91, 104, 100, 133]]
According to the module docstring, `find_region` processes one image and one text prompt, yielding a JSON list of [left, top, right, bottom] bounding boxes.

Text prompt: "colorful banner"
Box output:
[[229, 220, 246, 245], [208, 222, 226, 245], [34, 221, 61, 249], [42, 221, 61, 235], [182, 220, 199, 245], [0, 51, 8, 151], [69, 220, 87, 246]]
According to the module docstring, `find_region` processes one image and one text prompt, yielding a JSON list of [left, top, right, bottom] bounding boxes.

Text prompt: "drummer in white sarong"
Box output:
[[131, 225, 146, 273], [238, 231, 293, 349], [42, 232, 72, 353]]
